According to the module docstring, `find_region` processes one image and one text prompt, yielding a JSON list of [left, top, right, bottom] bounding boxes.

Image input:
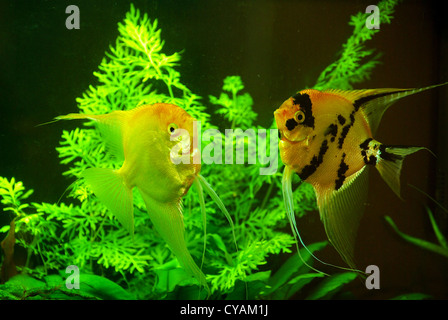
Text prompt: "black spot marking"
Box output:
[[285, 118, 298, 131], [359, 138, 377, 165], [335, 153, 349, 190], [359, 138, 373, 150], [337, 114, 346, 126], [324, 123, 338, 143], [292, 93, 315, 128], [299, 139, 329, 180]]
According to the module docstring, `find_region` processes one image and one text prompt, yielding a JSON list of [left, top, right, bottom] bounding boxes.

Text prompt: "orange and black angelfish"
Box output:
[[274, 83, 447, 271]]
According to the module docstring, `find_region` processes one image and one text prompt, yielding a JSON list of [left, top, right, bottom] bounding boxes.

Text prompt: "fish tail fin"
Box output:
[[139, 191, 210, 296], [82, 167, 134, 235], [376, 143, 429, 199]]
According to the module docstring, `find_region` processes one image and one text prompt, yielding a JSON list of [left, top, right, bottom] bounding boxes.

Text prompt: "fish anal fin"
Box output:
[[139, 189, 209, 294], [376, 145, 427, 199], [82, 167, 134, 235], [315, 166, 370, 270]]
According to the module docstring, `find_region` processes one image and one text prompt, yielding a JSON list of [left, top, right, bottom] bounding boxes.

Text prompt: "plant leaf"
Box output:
[[306, 272, 357, 300], [385, 216, 448, 258]]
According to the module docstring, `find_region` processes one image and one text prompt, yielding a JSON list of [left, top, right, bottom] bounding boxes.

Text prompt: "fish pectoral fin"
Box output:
[[82, 167, 134, 235], [193, 177, 207, 271], [376, 144, 428, 199], [139, 190, 209, 294], [281, 166, 329, 275], [316, 166, 370, 271]]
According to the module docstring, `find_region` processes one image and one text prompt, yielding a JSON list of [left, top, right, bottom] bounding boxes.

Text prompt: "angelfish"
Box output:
[[274, 83, 446, 270], [56, 103, 234, 294]]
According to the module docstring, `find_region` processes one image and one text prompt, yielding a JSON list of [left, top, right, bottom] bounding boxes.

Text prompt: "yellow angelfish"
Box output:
[[274, 83, 446, 271], [56, 103, 233, 294]]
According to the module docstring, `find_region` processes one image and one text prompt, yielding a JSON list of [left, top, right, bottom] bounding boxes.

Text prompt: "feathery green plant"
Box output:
[[0, 0, 417, 300], [314, 0, 400, 90]]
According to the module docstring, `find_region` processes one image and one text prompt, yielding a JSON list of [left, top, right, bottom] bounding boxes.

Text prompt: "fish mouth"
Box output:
[[281, 132, 307, 144]]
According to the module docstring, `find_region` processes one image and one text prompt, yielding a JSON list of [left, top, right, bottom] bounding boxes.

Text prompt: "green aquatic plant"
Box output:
[[0, 0, 408, 300], [0, 4, 317, 299], [209, 75, 257, 130], [385, 207, 448, 259], [314, 0, 400, 90]]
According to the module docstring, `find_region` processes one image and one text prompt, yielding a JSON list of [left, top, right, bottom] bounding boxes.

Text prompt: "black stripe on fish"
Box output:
[[335, 153, 349, 190], [359, 138, 377, 165], [292, 93, 315, 129], [353, 89, 412, 112], [338, 90, 412, 150], [286, 118, 298, 131], [324, 123, 338, 143], [299, 139, 329, 180], [338, 111, 355, 149], [379, 144, 404, 162]]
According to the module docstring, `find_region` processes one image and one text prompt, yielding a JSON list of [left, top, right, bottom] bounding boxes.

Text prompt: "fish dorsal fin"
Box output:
[[56, 111, 127, 161], [138, 189, 209, 295], [315, 166, 370, 271], [323, 83, 448, 135]]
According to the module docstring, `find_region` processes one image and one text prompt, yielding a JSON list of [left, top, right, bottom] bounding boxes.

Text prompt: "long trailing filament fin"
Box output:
[[282, 165, 328, 276], [197, 174, 238, 252], [282, 166, 364, 275]]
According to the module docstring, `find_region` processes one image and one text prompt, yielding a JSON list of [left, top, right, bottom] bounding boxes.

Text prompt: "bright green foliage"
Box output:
[[0, 0, 413, 300], [0, 4, 318, 299], [209, 76, 257, 129], [0, 177, 34, 220], [314, 0, 400, 90]]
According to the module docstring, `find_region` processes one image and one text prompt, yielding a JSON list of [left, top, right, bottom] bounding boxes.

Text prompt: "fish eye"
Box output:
[[167, 123, 179, 134], [294, 110, 305, 124]]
